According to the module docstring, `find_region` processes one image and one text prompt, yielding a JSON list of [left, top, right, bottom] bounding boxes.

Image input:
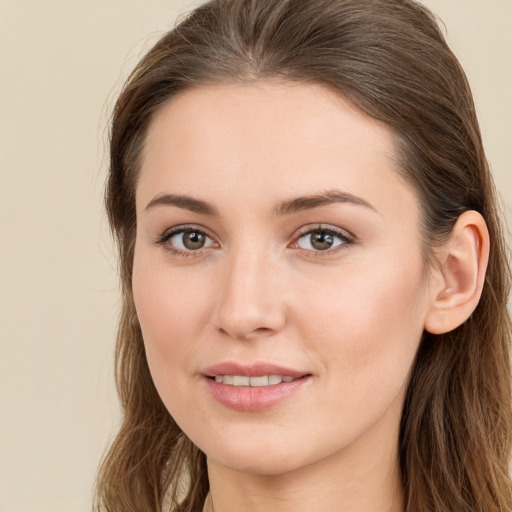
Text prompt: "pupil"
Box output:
[[183, 231, 205, 250], [311, 231, 333, 250]]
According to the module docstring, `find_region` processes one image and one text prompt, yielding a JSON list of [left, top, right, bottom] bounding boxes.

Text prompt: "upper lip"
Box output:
[[203, 362, 308, 378]]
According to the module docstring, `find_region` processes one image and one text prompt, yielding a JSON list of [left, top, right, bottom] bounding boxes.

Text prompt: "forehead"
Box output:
[[137, 81, 418, 223]]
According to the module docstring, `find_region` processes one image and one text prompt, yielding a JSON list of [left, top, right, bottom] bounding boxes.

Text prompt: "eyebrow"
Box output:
[[271, 189, 377, 216], [144, 194, 219, 215], [144, 189, 377, 216]]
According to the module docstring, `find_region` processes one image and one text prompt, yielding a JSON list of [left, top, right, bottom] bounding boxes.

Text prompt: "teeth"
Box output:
[[233, 375, 250, 386], [250, 376, 268, 387], [214, 375, 297, 387]]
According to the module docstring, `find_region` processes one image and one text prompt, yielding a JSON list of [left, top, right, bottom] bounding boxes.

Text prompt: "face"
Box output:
[[133, 82, 433, 476]]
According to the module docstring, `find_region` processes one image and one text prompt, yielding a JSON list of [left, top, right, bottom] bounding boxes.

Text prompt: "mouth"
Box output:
[[211, 374, 299, 387], [202, 363, 312, 412]]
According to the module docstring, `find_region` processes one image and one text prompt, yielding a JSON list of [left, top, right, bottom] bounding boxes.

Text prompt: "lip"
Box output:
[[203, 362, 307, 379], [202, 362, 312, 412]]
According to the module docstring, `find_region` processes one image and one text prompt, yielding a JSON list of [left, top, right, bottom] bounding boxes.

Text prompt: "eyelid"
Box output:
[[289, 224, 355, 254], [293, 223, 354, 239], [153, 222, 354, 258], [154, 224, 219, 256]]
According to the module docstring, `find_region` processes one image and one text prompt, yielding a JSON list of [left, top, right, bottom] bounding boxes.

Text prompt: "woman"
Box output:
[[95, 0, 512, 511]]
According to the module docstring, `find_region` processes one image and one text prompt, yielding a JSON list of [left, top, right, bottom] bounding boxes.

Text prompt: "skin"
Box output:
[[132, 82, 444, 512]]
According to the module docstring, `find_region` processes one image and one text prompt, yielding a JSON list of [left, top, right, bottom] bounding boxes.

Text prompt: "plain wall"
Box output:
[[0, 1, 510, 511]]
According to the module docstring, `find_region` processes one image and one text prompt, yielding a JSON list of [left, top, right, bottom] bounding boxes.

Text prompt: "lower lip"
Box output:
[[204, 376, 311, 412]]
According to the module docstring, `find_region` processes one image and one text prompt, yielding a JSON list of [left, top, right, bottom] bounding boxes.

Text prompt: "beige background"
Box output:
[[0, 1, 510, 511]]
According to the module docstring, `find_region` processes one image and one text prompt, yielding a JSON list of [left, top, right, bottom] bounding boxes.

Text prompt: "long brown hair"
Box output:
[[96, 1, 512, 510]]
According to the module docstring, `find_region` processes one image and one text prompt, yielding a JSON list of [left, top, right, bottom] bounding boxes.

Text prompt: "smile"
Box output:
[[213, 375, 297, 386], [204, 368, 311, 412]]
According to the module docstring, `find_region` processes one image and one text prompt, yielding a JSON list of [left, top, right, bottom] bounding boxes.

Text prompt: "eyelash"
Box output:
[[154, 224, 354, 258], [154, 224, 217, 258], [292, 225, 354, 258]]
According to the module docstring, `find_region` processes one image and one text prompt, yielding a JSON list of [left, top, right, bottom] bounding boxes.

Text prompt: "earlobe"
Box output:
[[424, 210, 490, 335]]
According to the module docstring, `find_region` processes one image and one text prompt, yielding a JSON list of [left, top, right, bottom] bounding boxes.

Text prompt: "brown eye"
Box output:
[[182, 231, 206, 250], [296, 227, 350, 252], [310, 231, 334, 250], [161, 228, 216, 253]]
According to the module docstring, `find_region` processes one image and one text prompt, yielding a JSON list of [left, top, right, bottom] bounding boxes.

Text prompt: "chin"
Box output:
[[193, 425, 328, 477], [209, 448, 308, 476]]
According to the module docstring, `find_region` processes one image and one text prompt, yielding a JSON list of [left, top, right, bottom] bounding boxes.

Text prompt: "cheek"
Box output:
[[294, 254, 428, 396], [131, 247, 213, 390], [133, 269, 206, 338]]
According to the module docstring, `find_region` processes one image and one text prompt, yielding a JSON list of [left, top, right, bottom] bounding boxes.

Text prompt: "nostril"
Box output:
[[254, 327, 273, 334]]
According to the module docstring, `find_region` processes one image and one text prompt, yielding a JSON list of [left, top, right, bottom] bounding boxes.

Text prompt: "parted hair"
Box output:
[[96, 1, 512, 511]]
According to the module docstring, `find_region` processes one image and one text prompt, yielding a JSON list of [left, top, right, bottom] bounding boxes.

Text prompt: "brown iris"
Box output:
[[183, 230, 207, 250], [310, 230, 334, 250]]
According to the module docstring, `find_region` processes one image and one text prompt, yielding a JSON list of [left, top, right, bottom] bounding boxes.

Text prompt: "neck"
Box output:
[[205, 426, 404, 512]]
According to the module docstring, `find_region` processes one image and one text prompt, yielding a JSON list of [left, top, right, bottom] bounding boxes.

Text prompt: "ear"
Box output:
[[424, 210, 490, 335]]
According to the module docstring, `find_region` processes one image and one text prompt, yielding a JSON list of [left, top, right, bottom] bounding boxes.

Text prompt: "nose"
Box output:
[[213, 247, 286, 341]]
